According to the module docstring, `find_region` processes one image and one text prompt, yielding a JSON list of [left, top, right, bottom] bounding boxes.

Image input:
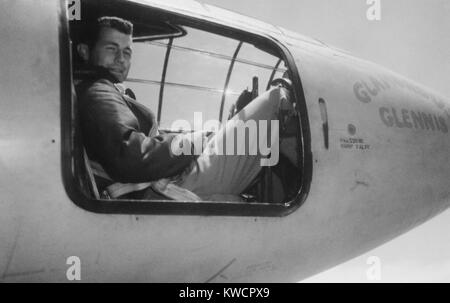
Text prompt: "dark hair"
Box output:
[[82, 16, 133, 48]]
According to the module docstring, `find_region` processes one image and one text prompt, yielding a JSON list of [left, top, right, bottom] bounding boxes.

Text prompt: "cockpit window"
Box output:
[[62, 0, 310, 216], [127, 27, 287, 129]]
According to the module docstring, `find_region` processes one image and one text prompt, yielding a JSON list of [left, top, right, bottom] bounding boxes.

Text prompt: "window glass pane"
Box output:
[[160, 26, 241, 128], [272, 68, 288, 81], [237, 43, 280, 68], [173, 27, 239, 58], [125, 40, 167, 121], [127, 40, 168, 81], [164, 46, 230, 89], [160, 86, 223, 130]]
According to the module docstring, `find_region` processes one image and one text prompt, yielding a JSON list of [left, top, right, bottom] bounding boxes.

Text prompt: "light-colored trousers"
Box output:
[[174, 87, 296, 201]]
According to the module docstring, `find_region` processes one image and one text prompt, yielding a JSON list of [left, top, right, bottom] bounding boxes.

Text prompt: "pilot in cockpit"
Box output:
[[76, 16, 299, 202]]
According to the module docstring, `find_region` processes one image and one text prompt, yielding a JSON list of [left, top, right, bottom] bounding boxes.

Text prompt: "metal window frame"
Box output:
[[60, 0, 312, 217]]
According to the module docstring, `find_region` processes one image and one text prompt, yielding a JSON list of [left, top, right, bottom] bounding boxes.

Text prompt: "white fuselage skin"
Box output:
[[0, 0, 448, 282]]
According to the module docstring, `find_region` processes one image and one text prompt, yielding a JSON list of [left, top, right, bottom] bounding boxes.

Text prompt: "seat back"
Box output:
[[82, 148, 100, 199], [71, 78, 103, 200]]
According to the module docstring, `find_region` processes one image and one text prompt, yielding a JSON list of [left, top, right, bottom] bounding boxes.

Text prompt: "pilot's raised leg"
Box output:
[[174, 87, 298, 201]]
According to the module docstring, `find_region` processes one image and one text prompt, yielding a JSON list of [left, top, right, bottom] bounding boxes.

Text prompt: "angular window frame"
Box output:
[[59, 0, 312, 217]]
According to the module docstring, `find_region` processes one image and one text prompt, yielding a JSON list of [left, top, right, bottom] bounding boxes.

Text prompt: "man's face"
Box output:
[[88, 27, 133, 82]]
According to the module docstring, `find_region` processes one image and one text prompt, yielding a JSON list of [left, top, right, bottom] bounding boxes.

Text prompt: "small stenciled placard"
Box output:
[[340, 137, 371, 150]]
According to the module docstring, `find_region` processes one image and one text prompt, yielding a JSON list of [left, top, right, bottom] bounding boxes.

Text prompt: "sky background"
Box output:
[[200, 0, 450, 282]]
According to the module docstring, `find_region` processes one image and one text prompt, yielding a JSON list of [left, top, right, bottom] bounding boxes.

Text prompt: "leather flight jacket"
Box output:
[[76, 67, 199, 198]]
